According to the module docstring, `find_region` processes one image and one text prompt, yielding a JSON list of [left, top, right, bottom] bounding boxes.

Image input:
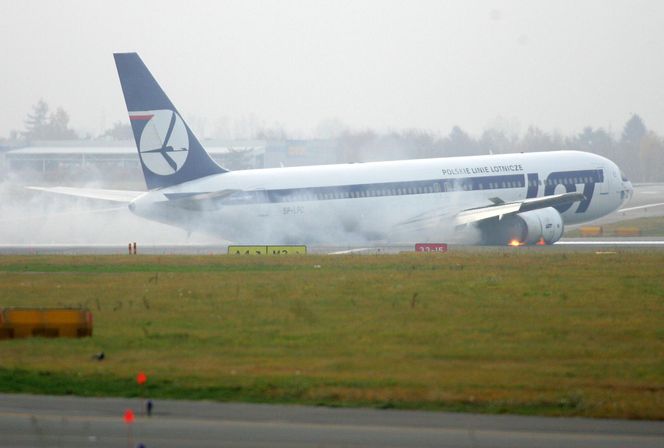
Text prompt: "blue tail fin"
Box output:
[[113, 53, 227, 190]]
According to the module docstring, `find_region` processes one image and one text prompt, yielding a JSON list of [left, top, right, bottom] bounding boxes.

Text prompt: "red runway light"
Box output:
[[136, 372, 147, 385], [124, 409, 135, 424]]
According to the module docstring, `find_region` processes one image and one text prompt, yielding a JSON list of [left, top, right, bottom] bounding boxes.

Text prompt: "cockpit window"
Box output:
[[621, 171, 629, 182]]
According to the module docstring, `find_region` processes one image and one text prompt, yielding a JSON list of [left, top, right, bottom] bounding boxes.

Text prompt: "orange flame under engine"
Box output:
[[508, 239, 524, 247]]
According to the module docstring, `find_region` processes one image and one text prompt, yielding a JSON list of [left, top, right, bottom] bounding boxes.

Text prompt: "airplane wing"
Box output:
[[395, 192, 585, 232], [27, 186, 145, 203], [455, 192, 585, 225]]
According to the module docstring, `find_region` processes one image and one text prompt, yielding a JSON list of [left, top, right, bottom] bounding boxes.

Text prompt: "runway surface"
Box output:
[[2, 236, 664, 255], [589, 182, 664, 225], [1, 394, 662, 448]]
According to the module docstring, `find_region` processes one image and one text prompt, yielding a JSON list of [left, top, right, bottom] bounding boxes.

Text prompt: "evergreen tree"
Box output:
[[23, 99, 49, 140], [46, 107, 77, 140], [101, 121, 133, 140], [621, 114, 646, 146], [22, 100, 77, 140], [619, 114, 647, 179]]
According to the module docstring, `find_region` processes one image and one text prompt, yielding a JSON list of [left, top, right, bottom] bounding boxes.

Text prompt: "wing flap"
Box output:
[[28, 186, 144, 203]]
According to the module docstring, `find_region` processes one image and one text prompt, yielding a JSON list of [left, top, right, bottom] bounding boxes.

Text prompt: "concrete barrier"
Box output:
[[0, 308, 93, 339], [579, 226, 603, 237], [613, 227, 641, 237]]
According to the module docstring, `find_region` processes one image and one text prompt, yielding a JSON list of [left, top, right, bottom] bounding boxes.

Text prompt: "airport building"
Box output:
[[2, 139, 343, 185]]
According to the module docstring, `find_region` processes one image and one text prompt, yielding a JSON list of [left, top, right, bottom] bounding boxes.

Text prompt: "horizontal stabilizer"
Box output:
[[162, 190, 240, 210], [28, 186, 144, 203]]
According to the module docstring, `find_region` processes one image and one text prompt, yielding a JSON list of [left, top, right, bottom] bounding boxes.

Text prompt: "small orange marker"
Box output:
[[136, 372, 147, 385], [123, 409, 135, 424]]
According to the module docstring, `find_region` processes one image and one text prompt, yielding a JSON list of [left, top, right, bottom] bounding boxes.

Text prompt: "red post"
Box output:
[[136, 372, 147, 415]]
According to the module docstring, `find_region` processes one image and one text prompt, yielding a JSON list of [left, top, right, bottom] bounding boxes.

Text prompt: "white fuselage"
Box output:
[[129, 151, 633, 244]]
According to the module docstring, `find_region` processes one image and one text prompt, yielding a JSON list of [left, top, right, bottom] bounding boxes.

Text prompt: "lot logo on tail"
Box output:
[[131, 110, 190, 175]]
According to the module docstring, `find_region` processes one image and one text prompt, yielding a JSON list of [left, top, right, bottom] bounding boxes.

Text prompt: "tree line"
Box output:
[[334, 114, 663, 182], [4, 100, 663, 182]]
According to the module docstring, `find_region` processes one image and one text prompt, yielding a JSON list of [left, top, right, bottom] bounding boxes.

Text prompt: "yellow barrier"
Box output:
[[228, 245, 307, 255], [613, 227, 641, 237], [0, 308, 93, 339], [579, 226, 603, 237]]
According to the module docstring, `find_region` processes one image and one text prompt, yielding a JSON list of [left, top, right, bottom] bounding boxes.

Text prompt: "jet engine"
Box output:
[[478, 207, 564, 245]]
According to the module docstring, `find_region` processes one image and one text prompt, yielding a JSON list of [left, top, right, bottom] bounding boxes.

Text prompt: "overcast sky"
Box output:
[[1, 0, 663, 139]]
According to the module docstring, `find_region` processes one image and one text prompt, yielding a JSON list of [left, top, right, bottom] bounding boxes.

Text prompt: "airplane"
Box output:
[[30, 53, 635, 246]]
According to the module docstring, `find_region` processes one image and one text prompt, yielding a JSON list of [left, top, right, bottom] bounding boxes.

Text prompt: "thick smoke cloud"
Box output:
[[0, 170, 215, 245]]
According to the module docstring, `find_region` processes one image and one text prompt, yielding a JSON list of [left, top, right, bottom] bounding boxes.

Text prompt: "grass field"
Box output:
[[0, 252, 662, 420]]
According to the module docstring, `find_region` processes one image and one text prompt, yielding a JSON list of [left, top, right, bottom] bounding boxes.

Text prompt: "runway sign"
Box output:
[[228, 245, 267, 255], [268, 245, 307, 255], [228, 245, 307, 255], [415, 243, 448, 253]]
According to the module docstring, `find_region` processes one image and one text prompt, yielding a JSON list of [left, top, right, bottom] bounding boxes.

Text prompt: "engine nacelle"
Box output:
[[478, 207, 564, 245]]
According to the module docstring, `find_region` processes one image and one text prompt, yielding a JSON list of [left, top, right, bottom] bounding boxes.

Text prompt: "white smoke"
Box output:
[[0, 160, 482, 247], [0, 169, 216, 245]]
